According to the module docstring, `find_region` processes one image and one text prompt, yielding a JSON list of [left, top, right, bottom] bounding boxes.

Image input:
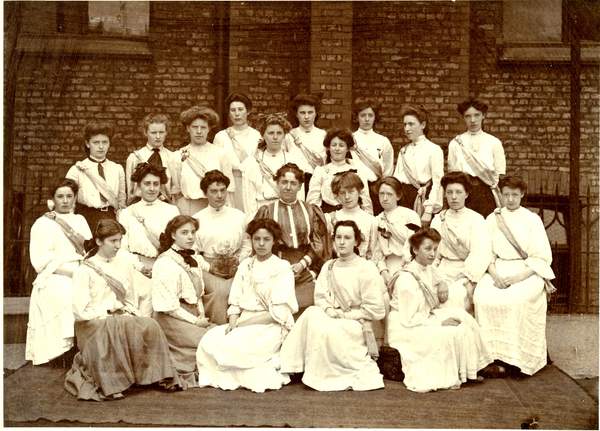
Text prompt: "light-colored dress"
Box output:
[[196, 255, 298, 392], [430, 207, 492, 310], [353, 128, 394, 177], [280, 255, 386, 391], [65, 253, 178, 400], [284, 126, 327, 175], [26, 212, 91, 365], [213, 126, 262, 211], [326, 207, 377, 258], [306, 160, 373, 214], [474, 206, 555, 375], [193, 205, 251, 324], [387, 260, 492, 393], [372, 206, 421, 277]]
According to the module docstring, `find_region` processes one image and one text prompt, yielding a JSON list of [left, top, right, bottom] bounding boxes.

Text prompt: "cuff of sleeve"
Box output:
[[227, 305, 241, 316]]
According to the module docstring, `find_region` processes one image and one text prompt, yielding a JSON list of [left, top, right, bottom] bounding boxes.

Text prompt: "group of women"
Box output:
[[25, 93, 555, 400]]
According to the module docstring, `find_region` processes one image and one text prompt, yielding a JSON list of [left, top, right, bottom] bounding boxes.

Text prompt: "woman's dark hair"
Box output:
[[83, 121, 114, 155], [141, 113, 170, 135], [87, 218, 127, 256], [352, 97, 381, 124], [50, 178, 79, 198], [225, 92, 252, 112], [158, 215, 199, 254], [200, 169, 230, 193], [246, 218, 284, 254], [274, 163, 304, 183], [257, 114, 292, 151], [180, 105, 220, 129], [323, 128, 355, 163], [376, 176, 403, 203], [498, 175, 527, 194], [400, 104, 429, 135], [289, 93, 321, 127], [130, 162, 169, 185], [457, 98, 489, 116], [333, 219, 362, 255], [408, 227, 442, 258], [331, 171, 364, 196], [440, 171, 472, 194]]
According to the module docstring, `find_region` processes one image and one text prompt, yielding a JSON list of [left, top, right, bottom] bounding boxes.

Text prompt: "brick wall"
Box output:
[[228, 1, 311, 127], [352, 1, 471, 154]]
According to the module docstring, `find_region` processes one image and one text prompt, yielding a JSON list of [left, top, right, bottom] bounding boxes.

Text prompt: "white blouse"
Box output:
[[125, 144, 180, 200], [284, 126, 327, 174], [326, 207, 377, 258], [353, 129, 394, 177], [66, 158, 126, 209], [213, 126, 262, 170], [448, 130, 506, 177], [152, 249, 205, 313], [192, 205, 251, 260], [118, 199, 180, 258]]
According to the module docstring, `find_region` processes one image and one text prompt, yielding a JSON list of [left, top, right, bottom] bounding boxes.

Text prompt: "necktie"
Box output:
[[174, 248, 198, 268], [94, 159, 108, 205], [148, 148, 163, 167]]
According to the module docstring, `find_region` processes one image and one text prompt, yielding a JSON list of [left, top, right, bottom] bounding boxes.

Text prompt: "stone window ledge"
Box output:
[[16, 34, 152, 57], [499, 43, 600, 64]]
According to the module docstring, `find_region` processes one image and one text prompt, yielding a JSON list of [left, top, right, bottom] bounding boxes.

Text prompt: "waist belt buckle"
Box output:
[[99, 206, 110, 212]]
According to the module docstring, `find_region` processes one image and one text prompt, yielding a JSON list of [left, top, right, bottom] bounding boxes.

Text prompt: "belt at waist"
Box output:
[[132, 252, 157, 260]]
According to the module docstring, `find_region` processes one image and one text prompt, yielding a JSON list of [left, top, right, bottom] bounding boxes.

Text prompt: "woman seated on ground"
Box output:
[[196, 218, 298, 393], [152, 215, 212, 388], [241, 114, 303, 218], [325, 171, 377, 258], [307, 128, 373, 215], [474, 176, 555, 377], [430, 172, 492, 312], [26, 178, 92, 366], [372, 176, 422, 286], [387, 227, 491, 393], [280, 220, 386, 392], [65, 219, 180, 401], [192, 170, 252, 325]]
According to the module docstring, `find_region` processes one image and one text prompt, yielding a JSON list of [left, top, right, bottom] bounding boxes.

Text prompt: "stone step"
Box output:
[[4, 297, 29, 344]]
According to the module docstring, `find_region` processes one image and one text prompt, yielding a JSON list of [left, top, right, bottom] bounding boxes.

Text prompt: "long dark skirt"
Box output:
[[398, 182, 432, 212], [153, 302, 209, 388], [368, 180, 383, 216], [465, 175, 497, 217], [64, 314, 179, 401], [75, 203, 116, 241], [278, 247, 316, 311]]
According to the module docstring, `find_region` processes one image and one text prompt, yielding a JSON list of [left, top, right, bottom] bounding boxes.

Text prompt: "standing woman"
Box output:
[[285, 93, 327, 195], [241, 114, 303, 218], [280, 220, 386, 391], [125, 113, 180, 205], [372, 177, 421, 286], [174, 105, 234, 215], [196, 218, 298, 393], [392, 105, 443, 226], [307, 128, 373, 215], [26, 178, 92, 366], [152, 215, 212, 388], [193, 170, 252, 325], [448, 98, 505, 217], [352, 98, 394, 215], [65, 219, 180, 401], [66, 121, 126, 231], [213, 93, 262, 211]]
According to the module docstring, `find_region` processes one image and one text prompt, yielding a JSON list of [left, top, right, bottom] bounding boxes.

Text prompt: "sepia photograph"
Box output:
[[3, 0, 599, 428]]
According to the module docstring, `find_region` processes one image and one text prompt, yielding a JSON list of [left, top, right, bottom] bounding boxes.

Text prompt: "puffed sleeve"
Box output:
[[125, 152, 136, 201], [227, 257, 249, 316], [29, 218, 55, 273], [447, 139, 460, 173], [65, 164, 79, 184], [314, 261, 335, 311], [74, 215, 93, 240], [117, 208, 131, 254], [72, 265, 97, 321], [345, 261, 385, 321], [151, 257, 182, 312], [391, 271, 430, 328], [423, 144, 444, 214], [493, 137, 506, 176], [463, 213, 492, 283], [306, 166, 324, 207], [382, 136, 394, 177], [524, 212, 555, 280], [165, 150, 181, 196], [218, 147, 236, 192], [117, 164, 127, 209], [241, 161, 260, 220]]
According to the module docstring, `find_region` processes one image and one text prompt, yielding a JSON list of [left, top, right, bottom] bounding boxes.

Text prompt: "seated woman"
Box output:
[[307, 128, 373, 215], [430, 172, 492, 312], [26, 178, 92, 366], [241, 113, 303, 218], [66, 121, 126, 231], [474, 176, 555, 377], [372, 176, 422, 286], [212, 93, 262, 211], [65, 219, 180, 401], [152, 215, 212, 388], [193, 170, 252, 324], [280, 220, 386, 392], [325, 171, 377, 258], [387, 227, 491, 393], [196, 218, 298, 393]]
